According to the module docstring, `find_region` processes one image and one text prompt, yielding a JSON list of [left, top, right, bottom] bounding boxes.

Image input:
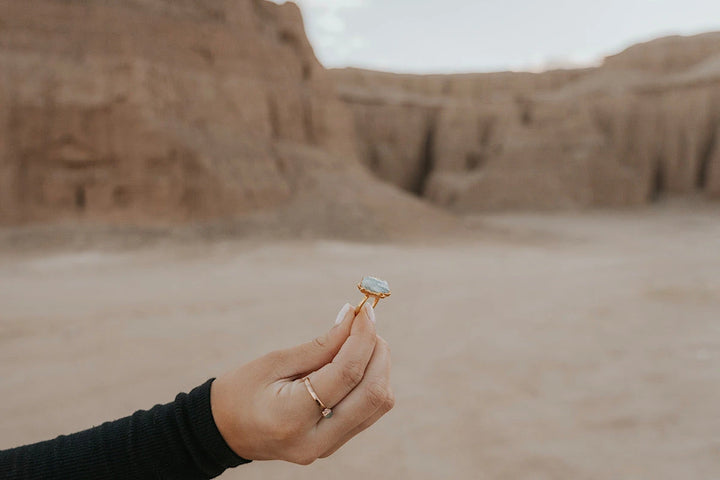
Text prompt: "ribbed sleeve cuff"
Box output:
[[185, 379, 252, 470]]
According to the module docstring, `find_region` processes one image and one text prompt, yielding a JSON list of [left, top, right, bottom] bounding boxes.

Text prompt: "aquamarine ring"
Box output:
[[354, 276, 391, 314]]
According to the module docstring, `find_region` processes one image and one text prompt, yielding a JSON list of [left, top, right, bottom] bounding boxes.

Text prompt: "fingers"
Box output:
[[314, 335, 393, 452], [319, 403, 390, 458], [271, 303, 356, 378], [300, 302, 377, 410]]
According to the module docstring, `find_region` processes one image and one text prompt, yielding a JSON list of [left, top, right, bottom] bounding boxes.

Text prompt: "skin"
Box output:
[[210, 302, 394, 465]]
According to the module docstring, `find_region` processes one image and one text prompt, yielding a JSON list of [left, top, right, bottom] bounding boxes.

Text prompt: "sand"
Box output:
[[1, 207, 719, 479]]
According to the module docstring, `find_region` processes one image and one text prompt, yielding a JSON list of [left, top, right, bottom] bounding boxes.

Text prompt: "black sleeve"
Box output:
[[0, 379, 251, 480]]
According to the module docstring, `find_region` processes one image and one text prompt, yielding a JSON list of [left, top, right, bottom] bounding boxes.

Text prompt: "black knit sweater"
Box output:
[[0, 379, 251, 479]]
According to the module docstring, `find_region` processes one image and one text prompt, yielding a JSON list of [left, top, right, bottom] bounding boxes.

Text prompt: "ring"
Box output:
[[355, 276, 391, 314], [303, 377, 333, 419]]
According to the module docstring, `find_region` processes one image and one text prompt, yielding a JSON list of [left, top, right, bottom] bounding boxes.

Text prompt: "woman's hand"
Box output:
[[210, 302, 394, 465]]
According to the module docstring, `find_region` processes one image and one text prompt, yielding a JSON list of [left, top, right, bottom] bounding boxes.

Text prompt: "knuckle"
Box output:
[[293, 455, 317, 466], [269, 419, 303, 441], [312, 334, 329, 350], [365, 381, 391, 409], [264, 349, 287, 367], [287, 447, 319, 466], [340, 359, 365, 386], [319, 444, 340, 458], [385, 390, 396, 411]]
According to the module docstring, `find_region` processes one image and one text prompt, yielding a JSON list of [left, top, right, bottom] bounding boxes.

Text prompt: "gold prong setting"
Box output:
[[355, 276, 391, 314]]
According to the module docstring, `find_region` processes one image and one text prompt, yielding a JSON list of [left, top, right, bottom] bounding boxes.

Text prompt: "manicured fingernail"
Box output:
[[363, 302, 375, 323], [334, 303, 352, 325]]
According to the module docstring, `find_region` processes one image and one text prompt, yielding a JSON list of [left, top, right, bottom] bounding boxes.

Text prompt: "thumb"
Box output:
[[274, 303, 356, 377]]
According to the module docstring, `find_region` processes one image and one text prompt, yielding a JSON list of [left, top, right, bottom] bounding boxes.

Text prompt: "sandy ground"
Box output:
[[1, 207, 719, 480]]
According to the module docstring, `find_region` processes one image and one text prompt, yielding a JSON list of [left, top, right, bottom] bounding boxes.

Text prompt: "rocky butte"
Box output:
[[331, 33, 720, 211], [0, 0, 718, 231], [1, 0, 350, 224], [0, 0, 441, 237]]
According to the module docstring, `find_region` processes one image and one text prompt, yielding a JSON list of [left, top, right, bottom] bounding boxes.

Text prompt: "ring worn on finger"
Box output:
[[303, 377, 333, 419]]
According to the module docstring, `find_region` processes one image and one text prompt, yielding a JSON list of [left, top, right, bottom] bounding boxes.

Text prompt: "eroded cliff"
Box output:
[[0, 0, 362, 225], [332, 33, 720, 210], [2, 2, 718, 228]]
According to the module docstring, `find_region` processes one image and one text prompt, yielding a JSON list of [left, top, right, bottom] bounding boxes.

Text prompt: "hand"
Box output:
[[210, 302, 394, 465]]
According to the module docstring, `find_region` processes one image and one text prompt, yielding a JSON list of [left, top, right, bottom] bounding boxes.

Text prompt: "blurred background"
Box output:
[[297, 0, 720, 72], [0, 1, 718, 479]]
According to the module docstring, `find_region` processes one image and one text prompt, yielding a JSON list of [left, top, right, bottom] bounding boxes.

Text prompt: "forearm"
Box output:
[[0, 379, 250, 480]]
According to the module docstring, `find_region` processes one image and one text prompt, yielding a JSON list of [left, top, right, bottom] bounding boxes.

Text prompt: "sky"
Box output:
[[275, 0, 720, 73]]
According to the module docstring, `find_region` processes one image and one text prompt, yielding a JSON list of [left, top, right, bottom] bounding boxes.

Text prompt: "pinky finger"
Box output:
[[318, 397, 394, 458]]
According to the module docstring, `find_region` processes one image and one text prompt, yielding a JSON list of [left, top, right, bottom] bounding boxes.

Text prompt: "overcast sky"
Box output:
[[276, 0, 720, 73]]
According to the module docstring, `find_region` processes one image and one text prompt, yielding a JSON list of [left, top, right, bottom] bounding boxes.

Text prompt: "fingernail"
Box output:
[[363, 301, 376, 323], [334, 303, 352, 325]]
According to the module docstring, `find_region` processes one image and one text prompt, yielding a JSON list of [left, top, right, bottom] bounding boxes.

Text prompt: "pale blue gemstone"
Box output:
[[361, 276, 390, 295]]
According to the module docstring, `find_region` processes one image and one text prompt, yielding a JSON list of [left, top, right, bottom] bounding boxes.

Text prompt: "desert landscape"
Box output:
[[2, 204, 719, 479], [1, 0, 719, 479]]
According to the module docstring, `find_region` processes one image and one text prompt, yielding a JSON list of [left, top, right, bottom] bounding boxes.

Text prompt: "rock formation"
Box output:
[[332, 33, 720, 211], [0, 0, 363, 225], [2, 1, 719, 229]]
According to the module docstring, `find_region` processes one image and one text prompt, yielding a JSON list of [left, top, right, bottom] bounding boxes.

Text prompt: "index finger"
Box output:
[[299, 302, 377, 412]]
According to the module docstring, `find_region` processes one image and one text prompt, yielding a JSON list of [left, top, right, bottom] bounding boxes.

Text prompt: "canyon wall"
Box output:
[[0, 0, 361, 224], [332, 33, 720, 210], [2, 1, 719, 227]]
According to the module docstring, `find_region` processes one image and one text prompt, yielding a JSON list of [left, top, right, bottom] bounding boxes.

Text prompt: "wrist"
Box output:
[[206, 378, 253, 464]]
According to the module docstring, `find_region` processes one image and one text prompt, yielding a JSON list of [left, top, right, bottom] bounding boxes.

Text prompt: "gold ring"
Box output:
[[303, 377, 333, 419], [355, 276, 391, 315]]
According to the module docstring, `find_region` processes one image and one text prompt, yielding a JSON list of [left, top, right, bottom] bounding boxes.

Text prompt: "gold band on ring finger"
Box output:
[[303, 377, 333, 419]]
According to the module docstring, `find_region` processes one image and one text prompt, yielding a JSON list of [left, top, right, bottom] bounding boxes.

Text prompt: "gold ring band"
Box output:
[[303, 377, 333, 419], [355, 295, 382, 314]]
